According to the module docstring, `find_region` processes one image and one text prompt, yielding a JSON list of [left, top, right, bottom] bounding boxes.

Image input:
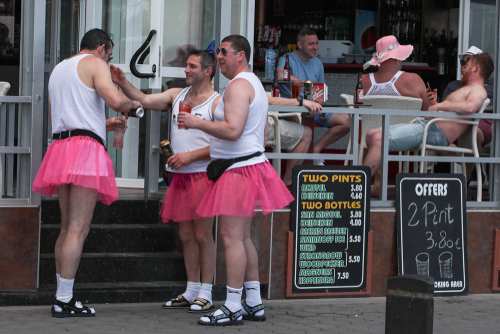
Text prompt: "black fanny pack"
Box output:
[[53, 129, 105, 147], [207, 152, 263, 181]]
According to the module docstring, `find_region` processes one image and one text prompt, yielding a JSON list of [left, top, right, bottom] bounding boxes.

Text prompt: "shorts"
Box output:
[[387, 119, 449, 152], [266, 117, 304, 151], [479, 119, 492, 145], [314, 113, 334, 127]]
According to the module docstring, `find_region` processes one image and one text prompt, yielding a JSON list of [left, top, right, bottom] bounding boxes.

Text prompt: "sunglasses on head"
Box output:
[[215, 47, 240, 56], [460, 58, 470, 67]]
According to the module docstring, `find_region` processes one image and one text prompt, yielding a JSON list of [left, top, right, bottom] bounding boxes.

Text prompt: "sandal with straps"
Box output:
[[197, 305, 244, 326], [188, 297, 215, 313], [162, 295, 191, 309], [51, 298, 95, 318], [242, 301, 266, 321]]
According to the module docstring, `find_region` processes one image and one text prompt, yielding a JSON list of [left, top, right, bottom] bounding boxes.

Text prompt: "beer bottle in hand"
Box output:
[[355, 73, 364, 104], [283, 54, 291, 81], [272, 69, 280, 97]]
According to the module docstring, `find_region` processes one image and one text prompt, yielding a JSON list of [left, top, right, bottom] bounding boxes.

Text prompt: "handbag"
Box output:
[[207, 152, 263, 181]]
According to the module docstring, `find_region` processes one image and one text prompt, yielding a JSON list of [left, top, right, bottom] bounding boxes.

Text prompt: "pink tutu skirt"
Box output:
[[196, 161, 294, 217], [32, 136, 118, 205], [160, 172, 213, 222]]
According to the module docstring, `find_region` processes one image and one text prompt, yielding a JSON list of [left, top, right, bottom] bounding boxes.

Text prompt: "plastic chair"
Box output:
[[0, 81, 11, 198], [418, 98, 490, 202], [341, 94, 355, 166], [358, 95, 422, 171]]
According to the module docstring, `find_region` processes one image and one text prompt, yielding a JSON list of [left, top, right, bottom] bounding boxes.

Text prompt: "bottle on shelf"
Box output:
[[265, 46, 277, 80], [355, 73, 364, 104], [283, 54, 291, 81], [272, 69, 280, 97]]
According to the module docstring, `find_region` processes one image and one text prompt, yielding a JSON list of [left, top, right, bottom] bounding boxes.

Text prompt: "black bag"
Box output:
[[207, 152, 263, 181]]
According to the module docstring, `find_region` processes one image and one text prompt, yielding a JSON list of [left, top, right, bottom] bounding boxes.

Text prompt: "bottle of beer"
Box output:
[[283, 54, 291, 81], [272, 69, 280, 97], [355, 73, 364, 104]]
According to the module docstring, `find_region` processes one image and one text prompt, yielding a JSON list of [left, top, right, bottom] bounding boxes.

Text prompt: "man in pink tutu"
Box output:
[[110, 49, 220, 313], [33, 29, 142, 317], [179, 35, 294, 326]]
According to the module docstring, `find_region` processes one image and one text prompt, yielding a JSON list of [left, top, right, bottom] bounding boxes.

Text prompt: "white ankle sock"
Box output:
[[191, 283, 213, 311], [182, 281, 201, 304], [56, 273, 60, 290], [55, 277, 74, 303], [242, 281, 264, 316], [200, 286, 242, 324], [244, 281, 262, 307]]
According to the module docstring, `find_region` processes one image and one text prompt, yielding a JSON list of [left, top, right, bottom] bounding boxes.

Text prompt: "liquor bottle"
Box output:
[[355, 73, 364, 104], [272, 69, 280, 97], [283, 54, 291, 81]]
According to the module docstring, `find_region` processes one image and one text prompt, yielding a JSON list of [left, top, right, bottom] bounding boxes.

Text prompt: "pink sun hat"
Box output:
[[363, 35, 413, 70]]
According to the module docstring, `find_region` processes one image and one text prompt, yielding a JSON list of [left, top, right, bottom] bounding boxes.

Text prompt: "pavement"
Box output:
[[1, 294, 500, 333]]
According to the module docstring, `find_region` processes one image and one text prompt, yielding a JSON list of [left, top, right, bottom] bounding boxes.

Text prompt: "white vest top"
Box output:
[[167, 87, 219, 173], [365, 71, 404, 96], [209, 72, 267, 169], [49, 54, 107, 145]]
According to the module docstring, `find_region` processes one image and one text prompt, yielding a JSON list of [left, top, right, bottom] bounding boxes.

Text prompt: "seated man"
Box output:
[[266, 96, 322, 189], [363, 52, 493, 186], [428, 46, 494, 185]]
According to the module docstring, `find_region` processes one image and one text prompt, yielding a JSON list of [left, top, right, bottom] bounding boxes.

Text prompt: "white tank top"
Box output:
[[365, 71, 404, 96], [49, 54, 107, 145], [166, 87, 219, 174], [210, 72, 267, 169]]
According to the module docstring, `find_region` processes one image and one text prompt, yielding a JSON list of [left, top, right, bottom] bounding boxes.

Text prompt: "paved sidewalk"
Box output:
[[1, 294, 500, 333]]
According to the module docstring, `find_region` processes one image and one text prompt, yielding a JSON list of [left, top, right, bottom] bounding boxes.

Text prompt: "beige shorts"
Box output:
[[266, 116, 304, 152]]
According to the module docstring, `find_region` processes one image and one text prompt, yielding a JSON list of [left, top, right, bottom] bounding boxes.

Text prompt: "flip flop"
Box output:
[[162, 295, 191, 309]]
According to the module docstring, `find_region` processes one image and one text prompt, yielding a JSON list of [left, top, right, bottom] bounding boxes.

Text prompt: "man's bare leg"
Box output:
[[200, 215, 249, 324], [363, 130, 383, 197], [53, 184, 97, 316], [192, 217, 216, 284], [59, 184, 97, 279], [283, 126, 312, 187], [241, 220, 265, 319], [189, 217, 216, 311], [178, 221, 201, 282], [313, 114, 350, 155]]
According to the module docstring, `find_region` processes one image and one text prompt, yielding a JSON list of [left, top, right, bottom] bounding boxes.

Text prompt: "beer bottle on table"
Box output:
[[272, 69, 280, 97], [283, 54, 291, 81], [355, 73, 364, 104]]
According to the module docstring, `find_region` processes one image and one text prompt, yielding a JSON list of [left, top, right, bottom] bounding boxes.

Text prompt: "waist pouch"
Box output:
[[207, 152, 263, 182]]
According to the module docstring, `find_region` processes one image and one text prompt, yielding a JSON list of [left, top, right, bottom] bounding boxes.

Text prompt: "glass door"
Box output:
[[86, 0, 254, 191]]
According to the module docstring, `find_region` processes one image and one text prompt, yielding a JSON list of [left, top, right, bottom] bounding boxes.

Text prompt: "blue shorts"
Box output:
[[314, 113, 334, 127], [387, 119, 449, 151]]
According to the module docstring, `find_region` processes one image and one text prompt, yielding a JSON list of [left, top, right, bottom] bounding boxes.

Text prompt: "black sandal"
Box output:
[[197, 305, 244, 326], [51, 298, 95, 318], [162, 295, 191, 309], [188, 297, 215, 313], [242, 301, 266, 321]]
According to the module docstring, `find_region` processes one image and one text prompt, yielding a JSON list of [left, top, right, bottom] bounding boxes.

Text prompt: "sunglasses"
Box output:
[[460, 58, 470, 67], [215, 47, 240, 56]]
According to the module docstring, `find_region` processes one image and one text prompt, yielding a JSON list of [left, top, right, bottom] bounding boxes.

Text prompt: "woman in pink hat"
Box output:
[[361, 35, 430, 197]]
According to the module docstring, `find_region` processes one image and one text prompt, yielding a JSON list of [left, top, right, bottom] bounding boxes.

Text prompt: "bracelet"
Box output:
[[297, 97, 303, 106]]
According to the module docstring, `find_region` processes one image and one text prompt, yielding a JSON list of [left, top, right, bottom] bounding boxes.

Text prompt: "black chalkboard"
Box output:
[[396, 173, 468, 295], [291, 165, 370, 294]]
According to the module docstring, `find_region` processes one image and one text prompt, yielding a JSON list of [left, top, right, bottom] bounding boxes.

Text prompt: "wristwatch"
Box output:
[[297, 97, 303, 106]]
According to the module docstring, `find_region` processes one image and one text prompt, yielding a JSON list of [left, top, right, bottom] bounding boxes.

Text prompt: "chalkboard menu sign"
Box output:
[[396, 174, 468, 295], [290, 166, 370, 294]]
